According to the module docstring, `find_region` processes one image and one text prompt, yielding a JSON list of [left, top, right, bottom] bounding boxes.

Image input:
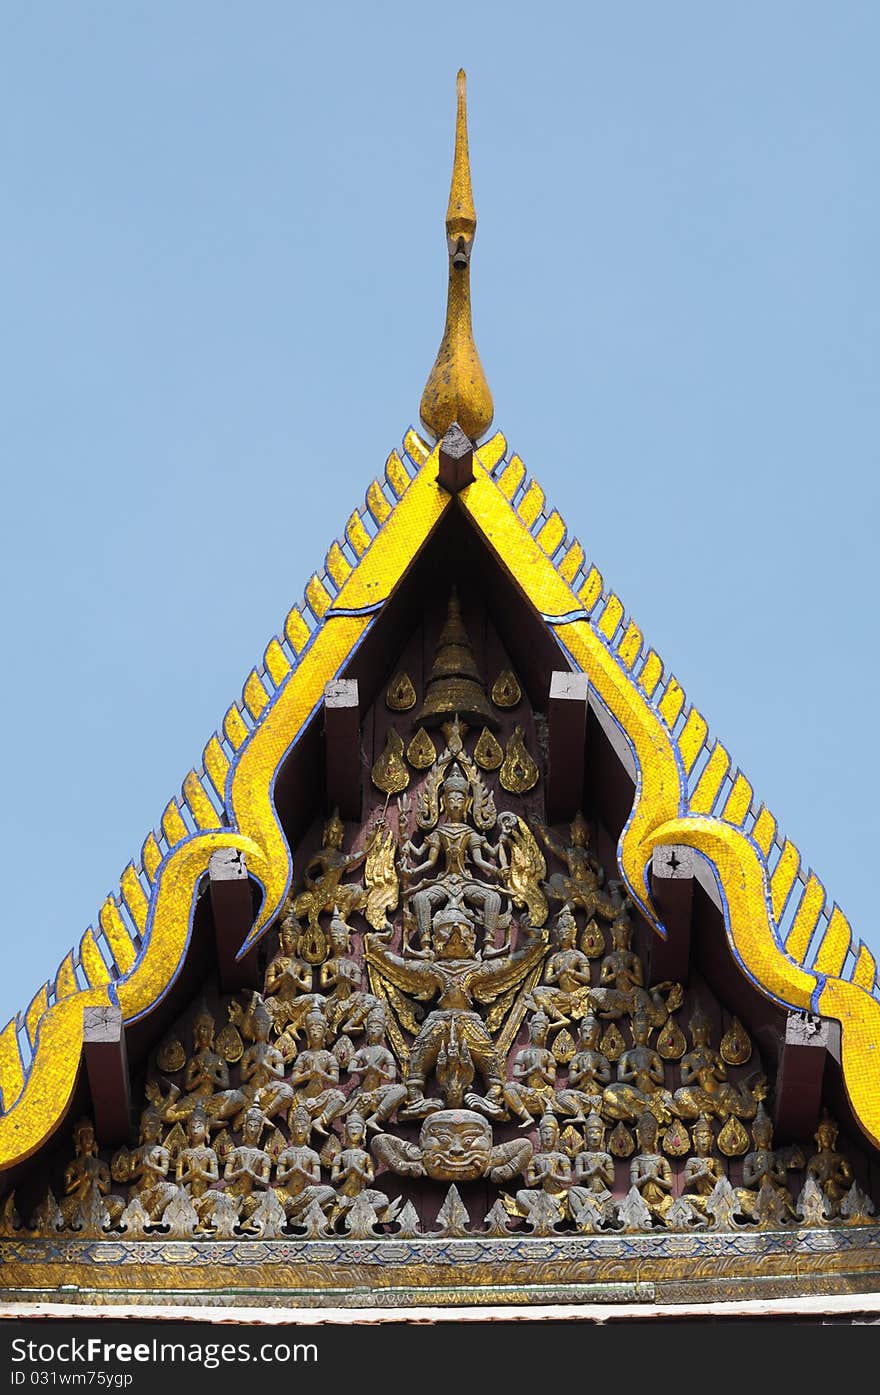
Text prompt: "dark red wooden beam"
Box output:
[[774, 1011, 829, 1142], [83, 1004, 131, 1146], [648, 844, 694, 984], [546, 670, 589, 823], [324, 678, 361, 822], [438, 423, 475, 494], [209, 848, 259, 992]]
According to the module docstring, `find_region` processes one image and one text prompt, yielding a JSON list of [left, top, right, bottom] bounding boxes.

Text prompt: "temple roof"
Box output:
[[1, 421, 879, 1171], [2, 69, 878, 1187]]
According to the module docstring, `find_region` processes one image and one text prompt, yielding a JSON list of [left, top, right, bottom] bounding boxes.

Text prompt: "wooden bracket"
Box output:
[[774, 1011, 829, 1142], [648, 844, 695, 983], [546, 670, 589, 823], [324, 679, 361, 821], [83, 1004, 131, 1146], [437, 423, 475, 494], [209, 848, 259, 993]]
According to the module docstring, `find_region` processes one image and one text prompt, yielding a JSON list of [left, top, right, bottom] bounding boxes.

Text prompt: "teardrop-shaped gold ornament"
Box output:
[[163, 1122, 187, 1162], [609, 1121, 635, 1159], [474, 726, 503, 770], [406, 727, 437, 770], [560, 1124, 583, 1159], [216, 1023, 244, 1064], [552, 1028, 576, 1065], [600, 1021, 626, 1062], [386, 672, 417, 712], [491, 669, 522, 708], [720, 1016, 753, 1066], [580, 918, 606, 959], [499, 725, 539, 794], [372, 728, 410, 795], [657, 1018, 687, 1061], [213, 1128, 235, 1164], [156, 1035, 185, 1073], [296, 924, 329, 966], [717, 1115, 750, 1158], [661, 1118, 691, 1157]]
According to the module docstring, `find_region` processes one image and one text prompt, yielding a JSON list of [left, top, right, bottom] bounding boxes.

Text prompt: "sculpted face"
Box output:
[[420, 1110, 493, 1182]]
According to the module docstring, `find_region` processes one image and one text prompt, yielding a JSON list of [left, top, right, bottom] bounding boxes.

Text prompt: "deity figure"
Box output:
[[319, 912, 380, 1034], [630, 1112, 674, 1223], [288, 1009, 346, 1134], [737, 1105, 798, 1224], [236, 995, 295, 1123], [526, 906, 593, 1025], [503, 1011, 559, 1127], [530, 812, 618, 920], [366, 903, 546, 1121], [806, 1114, 854, 1218], [402, 765, 504, 947], [554, 1013, 612, 1120], [158, 1004, 245, 1126], [569, 1112, 616, 1228], [513, 1113, 573, 1226], [672, 1008, 761, 1122], [223, 1106, 273, 1224], [274, 1106, 335, 1224], [329, 1113, 395, 1226], [127, 1104, 176, 1222], [293, 809, 367, 929], [60, 1118, 124, 1230], [175, 1105, 220, 1223], [591, 906, 646, 1020], [262, 910, 317, 1034], [602, 1009, 675, 1123], [344, 1010, 407, 1130], [680, 1113, 726, 1220], [372, 1109, 531, 1185]]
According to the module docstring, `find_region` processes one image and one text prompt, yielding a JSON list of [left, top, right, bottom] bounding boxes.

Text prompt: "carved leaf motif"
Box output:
[[406, 727, 437, 771], [216, 1024, 244, 1064], [608, 1121, 635, 1159], [372, 728, 410, 795], [299, 1198, 334, 1238], [343, 1193, 381, 1238], [797, 1176, 831, 1227], [434, 1184, 471, 1237], [580, 919, 605, 959], [720, 1016, 752, 1066], [483, 1200, 514, 1236], [666, 1196, 706, 1231], [521, 1190, 564, 1235], [119, 1197, 151, 1239], [206, 1191, 240, 1239], [706, 1177, 744, 1232], [395, 1200, 423, 1238], [599, 1022, 626, 1062], [657, 1019, 686, 1061], [500, 726, 539, 794], [474, 727, 503, 771], [617, 1186, 652, 1233], [841, 1182, 876, 1225], [159, 1188, 199, 1239], [386, 672, 417, 712], [560, 1125, 584, 1160], [30, 1189, 63, 1235], [245, 1189, 287, 1239], [491, 670, 522, 708], [552, 1028, 576, 1065], [156, 1035, 186, 1073], [717, 1116, 749, 1158], [661, 1119, 691, 1158]]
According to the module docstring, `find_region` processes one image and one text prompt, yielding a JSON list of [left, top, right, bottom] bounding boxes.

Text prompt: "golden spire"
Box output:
[[419, 70, 494, 445]]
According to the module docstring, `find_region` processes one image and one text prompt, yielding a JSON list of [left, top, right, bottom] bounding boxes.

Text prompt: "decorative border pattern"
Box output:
[[2, 428, 879, 1171]]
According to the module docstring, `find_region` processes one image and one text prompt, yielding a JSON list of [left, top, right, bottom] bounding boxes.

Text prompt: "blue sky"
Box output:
[[1, 3, 878, 1031]]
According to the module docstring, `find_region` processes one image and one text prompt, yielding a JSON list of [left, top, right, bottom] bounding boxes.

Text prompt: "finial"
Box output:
[[419, 71, 494, 447]]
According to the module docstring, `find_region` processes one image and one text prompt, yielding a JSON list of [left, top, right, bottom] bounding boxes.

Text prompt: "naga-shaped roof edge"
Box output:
[[2, 427, 878, 1169]]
